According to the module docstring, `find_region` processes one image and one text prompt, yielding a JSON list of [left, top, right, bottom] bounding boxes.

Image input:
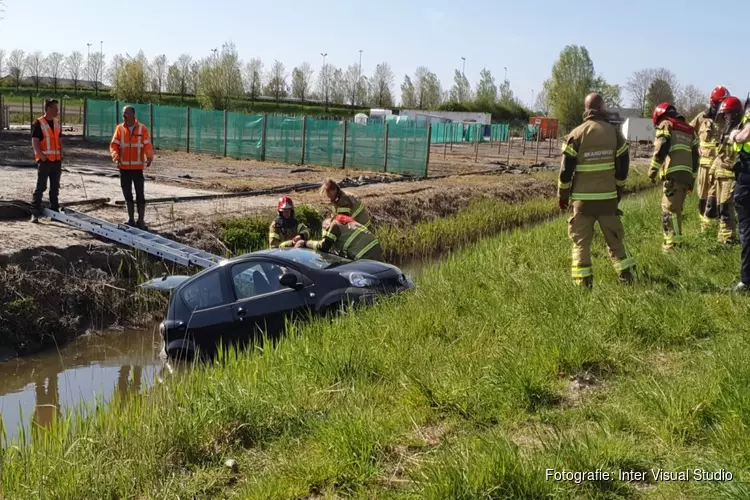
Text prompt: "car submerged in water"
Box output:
[[141, 248, 414, 360]]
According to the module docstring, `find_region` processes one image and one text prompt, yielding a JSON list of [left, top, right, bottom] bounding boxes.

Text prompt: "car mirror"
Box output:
[[279, 272, 301, 289]]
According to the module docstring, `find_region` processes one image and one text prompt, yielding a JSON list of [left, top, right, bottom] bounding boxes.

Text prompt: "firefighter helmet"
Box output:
[[710, 86, 730, 106], [652, 102, 675, 126], [277, 196, 294, 211], [718, 96, 743, 116]]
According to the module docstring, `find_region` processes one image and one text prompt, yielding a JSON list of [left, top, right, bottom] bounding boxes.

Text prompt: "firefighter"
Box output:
[[269, 196, 310, 248], [710, 96, 743, 245], [30, 99, 63, 223], [297, 215, 383, 261], [321, 179, 371, 227], [689, 85, 730, 231], [649, 103, 700, 251], [728, 99, 750, 291], [110, 106, 154, 229], [559, 93, 635, 288]]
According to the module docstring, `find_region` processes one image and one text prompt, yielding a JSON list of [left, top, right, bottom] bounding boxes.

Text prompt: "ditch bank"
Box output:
[[0, 171, 653, 359]]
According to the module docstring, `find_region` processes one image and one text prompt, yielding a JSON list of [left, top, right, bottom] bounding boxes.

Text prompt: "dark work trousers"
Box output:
[[119, 169, 145, 204], [734, 173, 750, 285], [32, 160, 62, 212]]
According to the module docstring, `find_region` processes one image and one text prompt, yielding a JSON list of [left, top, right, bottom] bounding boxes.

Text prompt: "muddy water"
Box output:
[[0, 326, 163, 441]]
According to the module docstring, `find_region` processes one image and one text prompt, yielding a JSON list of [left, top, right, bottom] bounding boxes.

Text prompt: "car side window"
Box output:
[[180, 271, 225, 311], [231, 261, 287, 300]]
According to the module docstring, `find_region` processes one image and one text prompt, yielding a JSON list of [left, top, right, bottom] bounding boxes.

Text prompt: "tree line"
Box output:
[[0, 44, 530, 120], [535, 45, 709, 132]]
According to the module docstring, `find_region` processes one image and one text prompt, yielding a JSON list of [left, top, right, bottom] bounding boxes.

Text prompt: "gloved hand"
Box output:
[[294, 240, 307, 249], [558, 197, 569, 211], [279, 241, 293, 248]]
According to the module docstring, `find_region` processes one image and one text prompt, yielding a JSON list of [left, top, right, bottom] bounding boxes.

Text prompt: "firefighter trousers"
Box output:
[[734, 174, 750, 285], [661, 179, 690, 250], [716, 177, 737, 243], [568, 210, 635, 285], [697, 166, 717, 230]]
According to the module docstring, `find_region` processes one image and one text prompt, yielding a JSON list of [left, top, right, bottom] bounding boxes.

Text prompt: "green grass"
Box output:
[[3, 184, 748, 499]]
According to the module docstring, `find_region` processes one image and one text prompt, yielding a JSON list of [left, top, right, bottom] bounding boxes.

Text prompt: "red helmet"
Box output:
[[652, 102, 675, 126], [718, 96, 743, 116], [710, 85, 730, 106], [277, 196, 294, 211]]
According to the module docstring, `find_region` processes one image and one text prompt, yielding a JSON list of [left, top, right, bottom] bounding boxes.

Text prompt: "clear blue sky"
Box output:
[[0, 0, 746, 106]]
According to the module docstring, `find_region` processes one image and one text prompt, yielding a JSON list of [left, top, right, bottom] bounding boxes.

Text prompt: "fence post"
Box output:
[[261, 113, 268, 161], [149, 104, 154, 143], [29, 95, 33, 129], [497, 125, 502, 154], [186, 107, 191, 153], [506, 127, 512, 165], [115, 101, 120, 131], [301, 116, 307, 165], [474, 125, 479, 163], [383, 122, 390, 173], [223, 110, 228, 157], [83, 98, 88, 139], [0, 94, 3, 132], [535, 125, 541, 164], [425, 124, 432, 178], [548, 125, 553, 157], [342, 120, 348, 169], [450, 123, 454, 152], [443, 125, 448, 159]]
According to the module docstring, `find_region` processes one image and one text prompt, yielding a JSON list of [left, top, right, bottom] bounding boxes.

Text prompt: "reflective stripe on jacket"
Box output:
[[333, 191, 371, 227], [269, 217, 310, 248], [35, 116, 61, 162], [110, 121, 154, 170], [690, 111, 723, 168], [650, 120, 698, 186], [309, 220, 382, 261]]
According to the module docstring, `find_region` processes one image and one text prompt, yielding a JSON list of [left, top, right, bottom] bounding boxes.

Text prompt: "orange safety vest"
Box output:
[[110, 120, 153, 170], [35, 116, 61, 162]]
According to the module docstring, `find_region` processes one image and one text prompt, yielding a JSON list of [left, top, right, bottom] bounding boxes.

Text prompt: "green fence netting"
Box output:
[[430, 122, 463, 144], [465, 123, 487, 143], [84, 99, 429, 176], [305, 118, 344, 168], [490, 124, 510, 142]]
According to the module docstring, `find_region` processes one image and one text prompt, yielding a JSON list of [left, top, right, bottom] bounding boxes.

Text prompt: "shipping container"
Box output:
[[529, 117, 559, 140], [620, 118, 655, 143]]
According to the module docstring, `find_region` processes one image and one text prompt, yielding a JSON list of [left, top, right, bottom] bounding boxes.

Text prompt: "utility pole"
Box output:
[[461, 56, 466, 76], [531, 89, 534, 107], [321, 52, 328, 111], [504, 67, 507, 82], [97, 41, 103, 96]]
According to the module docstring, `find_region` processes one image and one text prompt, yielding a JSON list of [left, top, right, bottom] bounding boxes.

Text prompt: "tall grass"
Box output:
[[4, 183, 746, 498]]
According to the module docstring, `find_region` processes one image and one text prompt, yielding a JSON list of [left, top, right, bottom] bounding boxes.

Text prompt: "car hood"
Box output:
[[140, 275, 191, 292], [331, 260, 402, 276]]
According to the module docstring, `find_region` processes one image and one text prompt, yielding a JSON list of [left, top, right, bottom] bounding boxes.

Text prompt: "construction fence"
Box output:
[[84, 99, 430, 177], [429, 122, 511, 144]]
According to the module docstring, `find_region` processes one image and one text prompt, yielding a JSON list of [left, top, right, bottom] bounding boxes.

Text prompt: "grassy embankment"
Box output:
[[5, 174, 748, 498]]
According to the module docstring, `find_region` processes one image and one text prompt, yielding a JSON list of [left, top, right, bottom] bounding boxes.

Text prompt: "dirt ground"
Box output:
[[0, 129, 650, 257]]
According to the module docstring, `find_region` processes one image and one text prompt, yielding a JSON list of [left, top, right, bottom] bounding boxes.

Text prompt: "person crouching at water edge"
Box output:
[[296, 215, 382, 261]]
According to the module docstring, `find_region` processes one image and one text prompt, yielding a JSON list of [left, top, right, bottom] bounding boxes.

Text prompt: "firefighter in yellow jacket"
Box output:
[[297, 215, 383, 261], [321, 179, 371, 227], [559, 93, 635, 288], [710, 96, 744, 244], [648, 103, 700, 251], [269, 196, 310, 248], [689, 85, 730, 231]]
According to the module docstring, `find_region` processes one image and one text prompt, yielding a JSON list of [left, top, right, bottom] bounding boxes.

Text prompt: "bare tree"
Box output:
[[343, 64, 360, 106], [330, 68, 346, 106], [626, 67, 679, 117], [89, 52, 106, 95], [316, 63, 333, 110], [414, 66, 442, 110], [65, 51, 84, 95], [8, 49, 25, 91], [264, 60, 287, 103], [243, 58, 263, 101], [0, 49, 5, 78], [370, 62, 394, 108], [677, 84, 706, 121], [105, 54, 125, 86], [534, 84, 550, 116], [46, 52, 65, 93], [151, 54, 168, 97], [196, 42, 243, 110], [176, 54, 192, 100], [291, 61, 314, 103], [26, 52, 45, 92]]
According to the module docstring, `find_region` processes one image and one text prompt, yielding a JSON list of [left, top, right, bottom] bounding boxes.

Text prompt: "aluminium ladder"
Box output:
[[41, 207, 224, 269]]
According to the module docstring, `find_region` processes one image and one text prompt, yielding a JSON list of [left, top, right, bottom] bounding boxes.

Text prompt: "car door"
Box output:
[[228, 259, 312, 341], [178, 268, 234, 357]]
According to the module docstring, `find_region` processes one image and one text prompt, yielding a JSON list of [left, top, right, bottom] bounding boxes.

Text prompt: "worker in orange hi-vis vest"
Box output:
[[30, 99, 63, 223], [110, 106, 154, 229]]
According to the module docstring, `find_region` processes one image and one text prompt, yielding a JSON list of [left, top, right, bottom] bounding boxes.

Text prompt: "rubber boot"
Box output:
[[136, 203, 147, 230], [125, 202, 136, 227], [574, 276, 594, 289]]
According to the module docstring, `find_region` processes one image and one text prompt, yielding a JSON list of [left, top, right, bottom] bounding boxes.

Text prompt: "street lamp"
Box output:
[[461, 57, 466, 76], [531, 89, 535, 106], [321, 53, 329, 110], [97, 41, 103, 96], [86, 43, 92, 82], [504, 67, 507, 82]]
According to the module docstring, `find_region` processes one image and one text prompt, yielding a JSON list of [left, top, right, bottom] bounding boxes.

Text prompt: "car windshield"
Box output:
[[278, 248, 350, 269]]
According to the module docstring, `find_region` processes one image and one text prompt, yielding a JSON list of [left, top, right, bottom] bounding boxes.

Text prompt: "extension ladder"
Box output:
[[41, 208, 223, 269]]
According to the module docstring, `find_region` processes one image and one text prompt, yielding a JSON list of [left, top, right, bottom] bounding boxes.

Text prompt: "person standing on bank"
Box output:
[[110, 106, 154, 229], [30, 99, 63, 223]]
